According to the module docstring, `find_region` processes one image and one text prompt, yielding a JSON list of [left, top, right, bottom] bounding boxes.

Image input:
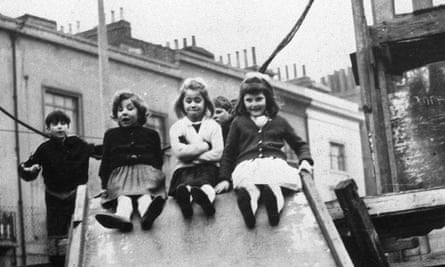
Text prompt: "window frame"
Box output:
[[42, 87, 83, 136], [329, 141, 346, 172]]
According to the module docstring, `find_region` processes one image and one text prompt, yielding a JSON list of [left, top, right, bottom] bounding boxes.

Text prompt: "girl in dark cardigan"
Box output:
[[95, 90, 166, 231], [219, 72, 314, 228]]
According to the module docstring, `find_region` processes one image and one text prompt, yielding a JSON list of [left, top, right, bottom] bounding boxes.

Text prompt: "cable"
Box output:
[[259, 0, 315, 74], [0, 105, 50, 138]]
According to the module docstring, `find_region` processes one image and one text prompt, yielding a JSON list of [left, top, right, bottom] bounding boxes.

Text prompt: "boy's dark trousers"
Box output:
[[45, 191, 76, 267]]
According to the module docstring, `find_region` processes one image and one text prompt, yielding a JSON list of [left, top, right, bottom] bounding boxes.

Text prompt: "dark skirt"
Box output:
[[168, 163, 219, 196], [103, 164, 166, 206]]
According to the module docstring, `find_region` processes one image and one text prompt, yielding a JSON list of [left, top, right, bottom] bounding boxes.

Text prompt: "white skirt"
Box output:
[[232, 157, 301, 191]]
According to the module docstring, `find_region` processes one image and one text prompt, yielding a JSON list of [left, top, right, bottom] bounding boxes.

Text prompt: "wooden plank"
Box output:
[[376, 61, 399, 191], [326, 186, 445, 220], [301, 172, 354, 267], [335, 179, 389, 267], [370, 6, 445, 44], [66, 185, 88, 267]]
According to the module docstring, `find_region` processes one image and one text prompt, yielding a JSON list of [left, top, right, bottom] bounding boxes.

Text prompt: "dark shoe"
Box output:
[[191, 187, 215, 216], [95, 213, 133, 232], [237, 188, 256, 229], [141, 196, 166, 230], [176, 185, 193, 218], [262, 186, 280, 226]]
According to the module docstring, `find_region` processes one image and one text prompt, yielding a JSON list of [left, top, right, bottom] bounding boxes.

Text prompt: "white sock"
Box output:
[[185, 185, 192, 202], [137, 194, 152, 216], [116, 195, 133, 220], [200, 184, 216, 203], [269, 185, 284, 212], [245, 185, 260, 214]]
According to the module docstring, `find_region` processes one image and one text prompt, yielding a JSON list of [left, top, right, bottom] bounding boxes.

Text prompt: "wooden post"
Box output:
[[351, 0, 395, 193], [335, 179, 389, 267], [371, 0, 394, 24]]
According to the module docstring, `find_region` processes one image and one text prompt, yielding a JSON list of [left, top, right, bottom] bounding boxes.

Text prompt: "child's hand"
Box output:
[[298, 160, 313, 175], [215, 181, 231, 193], [23, 164, 41, 173]]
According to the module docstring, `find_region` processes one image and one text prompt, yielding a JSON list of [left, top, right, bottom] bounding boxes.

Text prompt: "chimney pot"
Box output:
[[227, 54, 232, 66], [293, 63, 297, 78], [166, 41, 170, 48], [76, 21, 80, 32], [236, 51, 240, 68], [111, 10, 115, 22], [68, 23, 72, 34], [120, 7, 124, 20], [192, 35, 196, 46], [183, 38, 187, 48], [243, 49, 248, 68], [251, 47, 257, 66], [174, 39, 179, 49], [285, 65, 289, 80], [302, 65, 306, 76]]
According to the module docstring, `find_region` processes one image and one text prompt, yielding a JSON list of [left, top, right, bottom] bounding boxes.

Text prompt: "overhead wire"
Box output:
[[259, 0, 315, 74]]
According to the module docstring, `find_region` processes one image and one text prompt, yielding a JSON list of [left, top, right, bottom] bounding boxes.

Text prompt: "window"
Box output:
[[44, 89, 81, 135], [329, 142, 346, 171], [145, 111, 168, 148]]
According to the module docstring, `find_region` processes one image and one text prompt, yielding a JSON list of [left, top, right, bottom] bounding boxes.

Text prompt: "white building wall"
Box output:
[[306, 95, 365, 201]]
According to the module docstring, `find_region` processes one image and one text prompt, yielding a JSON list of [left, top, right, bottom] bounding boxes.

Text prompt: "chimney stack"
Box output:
[[302, 65, 306, 76], [277, 67, 281, 80], [76, 21, 80, 33], [293, 63, 297, 78], [183, 37, 187, 48], [111, 10, 115, 23], [192, 35, 196, 46], [60, 25, 64, 32], [243, 49, 248, 68], [68, 23, 72, 34], [227, 54, 232, 66], [236, 51, 240, 68], [166, 41, 170, 48], [219, 56, 223, 63]]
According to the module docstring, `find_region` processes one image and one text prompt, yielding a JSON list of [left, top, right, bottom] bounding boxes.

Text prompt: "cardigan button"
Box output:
[[258, 140, 263, 144], [258, 129, 262, 133], [259, 153, 263, 157]]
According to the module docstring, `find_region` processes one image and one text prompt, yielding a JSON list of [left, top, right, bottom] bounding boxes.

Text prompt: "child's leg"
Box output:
[[139, 194, 166, 230], [175, 185, 193, 218], [95, 195, 133, 231], [190, 184, 216, 216], [237, 184, 260, 228], [262, 185, 284, 226], [116, 195, 133, 220]]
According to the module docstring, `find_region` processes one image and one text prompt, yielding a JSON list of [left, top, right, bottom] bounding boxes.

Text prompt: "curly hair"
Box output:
[[173, 77, 215, 118], [111, 90, 149, 125]]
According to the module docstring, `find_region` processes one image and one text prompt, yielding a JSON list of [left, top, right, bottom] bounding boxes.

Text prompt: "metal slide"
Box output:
[[66, 174, 352, 267]]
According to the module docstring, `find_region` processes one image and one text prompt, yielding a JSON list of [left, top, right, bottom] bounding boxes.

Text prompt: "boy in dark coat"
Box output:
[[18, 110, 99, 266]]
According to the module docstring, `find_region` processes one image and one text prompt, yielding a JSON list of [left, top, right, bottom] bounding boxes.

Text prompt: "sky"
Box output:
[[2, 0, 438, 82]]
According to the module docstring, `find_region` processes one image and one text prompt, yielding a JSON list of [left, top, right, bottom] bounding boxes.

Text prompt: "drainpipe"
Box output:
[[9, 31, 27, 266]]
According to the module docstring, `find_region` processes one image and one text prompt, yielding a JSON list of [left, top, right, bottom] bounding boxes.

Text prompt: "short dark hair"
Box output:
[[111, 90, 149, 125], [234, 72, 279, 117], [45, 110, 71, 128], [213, 96, 233, 112]]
